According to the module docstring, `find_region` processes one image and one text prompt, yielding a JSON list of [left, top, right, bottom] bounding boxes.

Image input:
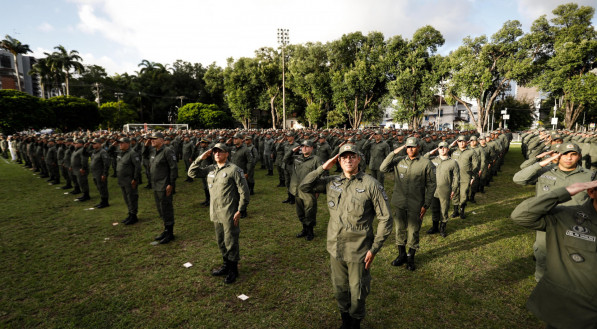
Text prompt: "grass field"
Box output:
[[0, 144, 543, 328]]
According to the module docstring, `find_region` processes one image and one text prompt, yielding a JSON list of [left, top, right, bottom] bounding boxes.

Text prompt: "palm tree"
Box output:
[[46, 45, 84, 96], [0, 35, 32, 91], [28, 58, 53, 98]]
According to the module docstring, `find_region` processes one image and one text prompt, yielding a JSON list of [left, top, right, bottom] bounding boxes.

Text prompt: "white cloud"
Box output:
[[516, 0, 597, 26], [37, 22, 54, 33]]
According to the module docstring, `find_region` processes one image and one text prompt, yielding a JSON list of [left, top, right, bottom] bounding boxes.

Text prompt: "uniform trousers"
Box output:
[[120, 184, 138, 215], [153, 190, 174, 225], [214, 220, 240, 262], [295, 190, 317, 227], [394, 207, 421, 250], [330, 256, 370, 320]]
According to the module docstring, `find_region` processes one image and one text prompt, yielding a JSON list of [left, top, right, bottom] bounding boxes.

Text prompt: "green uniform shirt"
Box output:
[[451, 147, 477, 182], [149, 146, 178, 191], [300, 167, 393, 263], [187, 161, 250, 223], [363, 139, 391, 170], [426, 155, 460, 199], [511, 187, 597, 329], [379, 153, 436, 210], [116, 148, 142, 186]]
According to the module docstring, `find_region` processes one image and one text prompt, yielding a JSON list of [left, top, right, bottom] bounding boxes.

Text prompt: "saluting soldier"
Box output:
[[182, 135, 195, 182], [380, 137, 436, 271], [450, 135, 478, 219], [511, 181, 597, 329], [188, 143, 250, 284], [45, 139, 60, 185], [244, 135, 259, 196], [299, 144, 393, 329], [282, 133, 299, 204], [148, 132, 178, 244], [424, 141, 460, 237], [316, 134, 332, 163], [513, 142, 593, 282], [285, 140, 322, 241], [362, 130, 391, 185], [57, 138, 72, 189], [467, 136, 483, 203], [116, 137, 142, 225], [263, 132, 275, 176], [90, 138, 110, 208], [195, 138, 213, 206]]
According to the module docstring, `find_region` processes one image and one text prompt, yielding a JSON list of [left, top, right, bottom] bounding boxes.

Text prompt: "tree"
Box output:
[[492, 96, 534, 131], [45, 45, 85, 96], [177, 103, 233, 129], [28, 58, 53, 99], [524, 3, 597, 129], [203, 63, 227, 110], [255, 47, 283, 128], [0, 35, 32, 92], [0, 90, 52, 133], [446, 20, 531, 133], [99, 101, 138, 130], [387, 26, 445, 129], [45, 96, 100, 131], [328, 31, 388, 128], [287, 42, 332, 128], [223, 57, 261, 128]]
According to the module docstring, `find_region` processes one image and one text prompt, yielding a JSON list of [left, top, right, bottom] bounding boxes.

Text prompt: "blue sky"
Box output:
[[2, 0, 596, 75]]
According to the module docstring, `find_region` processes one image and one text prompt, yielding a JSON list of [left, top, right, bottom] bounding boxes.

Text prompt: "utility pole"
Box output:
[[114, 92, 124, 112], [92, 82, 102, 106], [277, 28, 289, 129], [176, 96, 186, 108]]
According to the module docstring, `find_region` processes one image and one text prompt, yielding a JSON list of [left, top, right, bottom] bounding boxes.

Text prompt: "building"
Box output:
[[0, 49, 41, 97]]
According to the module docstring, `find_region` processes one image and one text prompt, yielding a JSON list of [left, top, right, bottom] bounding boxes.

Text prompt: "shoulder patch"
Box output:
[[378, 184, 388, 201]]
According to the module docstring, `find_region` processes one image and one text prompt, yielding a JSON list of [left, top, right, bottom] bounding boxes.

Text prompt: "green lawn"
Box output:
[[0, 144, 543, 328]]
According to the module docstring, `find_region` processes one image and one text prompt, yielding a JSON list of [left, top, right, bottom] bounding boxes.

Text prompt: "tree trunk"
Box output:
[[270, 96, 277, 129], [65, 72, 70, 96], [12, 54, 22, 92]]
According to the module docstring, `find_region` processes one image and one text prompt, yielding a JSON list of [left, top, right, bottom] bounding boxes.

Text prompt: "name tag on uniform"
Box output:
[[566, 230, 596, 242], [208, 173, 216, 178], [399, 164, 408, 169], [330, 185, 342, 192], [355, 188, 365, 193], [222, 172, 227, 177], [540, 174, 556, 181]]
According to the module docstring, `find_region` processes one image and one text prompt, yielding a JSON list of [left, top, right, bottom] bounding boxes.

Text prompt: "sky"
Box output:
[[2, 0, 596, 75]]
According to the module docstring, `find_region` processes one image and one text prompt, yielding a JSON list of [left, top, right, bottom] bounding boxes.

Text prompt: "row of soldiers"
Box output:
[[512, 129, 597, 328]]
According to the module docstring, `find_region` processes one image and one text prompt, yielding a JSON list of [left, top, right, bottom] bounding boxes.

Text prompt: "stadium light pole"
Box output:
[[176, 96, 186, 108], [277, 28, 289, 129], [114, 92, 123, 112]]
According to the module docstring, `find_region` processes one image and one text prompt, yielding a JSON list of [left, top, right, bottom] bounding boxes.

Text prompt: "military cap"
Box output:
[[374, 130, 382, 135], [469, 136, 478, 141], [148, 132, 165, 139], [233, 133, 244, 139], [57, 137, 65, 141], [212, 143, 229, 152], [119, 137, 131, 143], [244, 135, 253, 140], [551, 133, 563, 140], [164, 137, 172, 141], [301, 140, 314, 147], [66, 138, 74, 143], [438, 141, 449, 148], [200, 138, 209, 143], [48, 138, 55, 142], [396, 131, 404, 136], [347, 137, 356, 143], [75, 139, 85, 144], [318, 134, 326, 139], [92, 138, 102, 144], [405, 137, 419, 147], [457, 135, 468, 141], [285, 132, 294, 137], [560, 142, 581, 154], [338, 144, 360, 156]]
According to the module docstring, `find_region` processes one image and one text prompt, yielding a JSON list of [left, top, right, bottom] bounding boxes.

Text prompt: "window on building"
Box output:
[[0, 55, 11, 68], [440, 109, 443, 117]]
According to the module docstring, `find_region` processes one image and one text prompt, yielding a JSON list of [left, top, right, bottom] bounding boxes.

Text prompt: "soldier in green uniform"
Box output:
[[513, 142, 593, 282], [299, 144, 393, 329], [71, 139, 90, 202], [316, 134, 332, 163], [195, 138, 212, 206], [90, 138, 110, 208], [116, 137, 142, 225], [450, 135, 478, 219], [244, 135, 259, 196], [467, 136, 483, 203], [380, 137, 436, 271], [511, 181, 597, 329], [263, 132, 274, 176], [188, 143, 250, 284], [362, 130, 391, 185], [424, 142, 460, 237], [45, 139, 60, 185], [285, 140, 322, 241], [274, 135, 287, 187], [148, 132, 178, 244], [182, 135, 195, 182], [282, 133, 299, 204]]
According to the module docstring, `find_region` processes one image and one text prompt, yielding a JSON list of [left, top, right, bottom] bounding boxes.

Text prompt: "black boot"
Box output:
[[144, 184, 152, 189], [61, 184, 73, 190], [212, 258, 229, 276], [450, 205, 460, 218], [240, 210, 247, 218], [249, 182, 254, 195], [224, 261, 238, 284], [426, 221, 439, 234], [96, 198, 110, 208], [282, 193, 293, 203], [267, 170, 273, 176], [70, 188, 81, 195], [351, 318, 361, 329], [391, 245, 407, 266], [340, 312, 352, 329], [154, 228, 168, 241], [439, 222, 447, 238], [76, 192, 90, 202], [159, 224, 175, 244], [469, 192, 476, 203], [277, 180, 285, 187], [124, 214, 138, 225], [289, 194, 295, 205], [406, 248, 416, 271], [296, 224, 307, 238], [305, 225, 314, 241], [460, 203, 467, 219], [121, 213, 131, 223], [479, 185, 485, 193]]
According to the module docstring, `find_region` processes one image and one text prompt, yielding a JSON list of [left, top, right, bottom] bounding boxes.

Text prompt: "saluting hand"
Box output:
[[293, 146, 300, 153], [566, 180, 597, 196], [322, 154, 340, 171], [200, 149, 213, 160], [364, 251, 375, 270], [429, 147, 438, 155], [539, 153, 560, 167], [166, 184, 173, 196]]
